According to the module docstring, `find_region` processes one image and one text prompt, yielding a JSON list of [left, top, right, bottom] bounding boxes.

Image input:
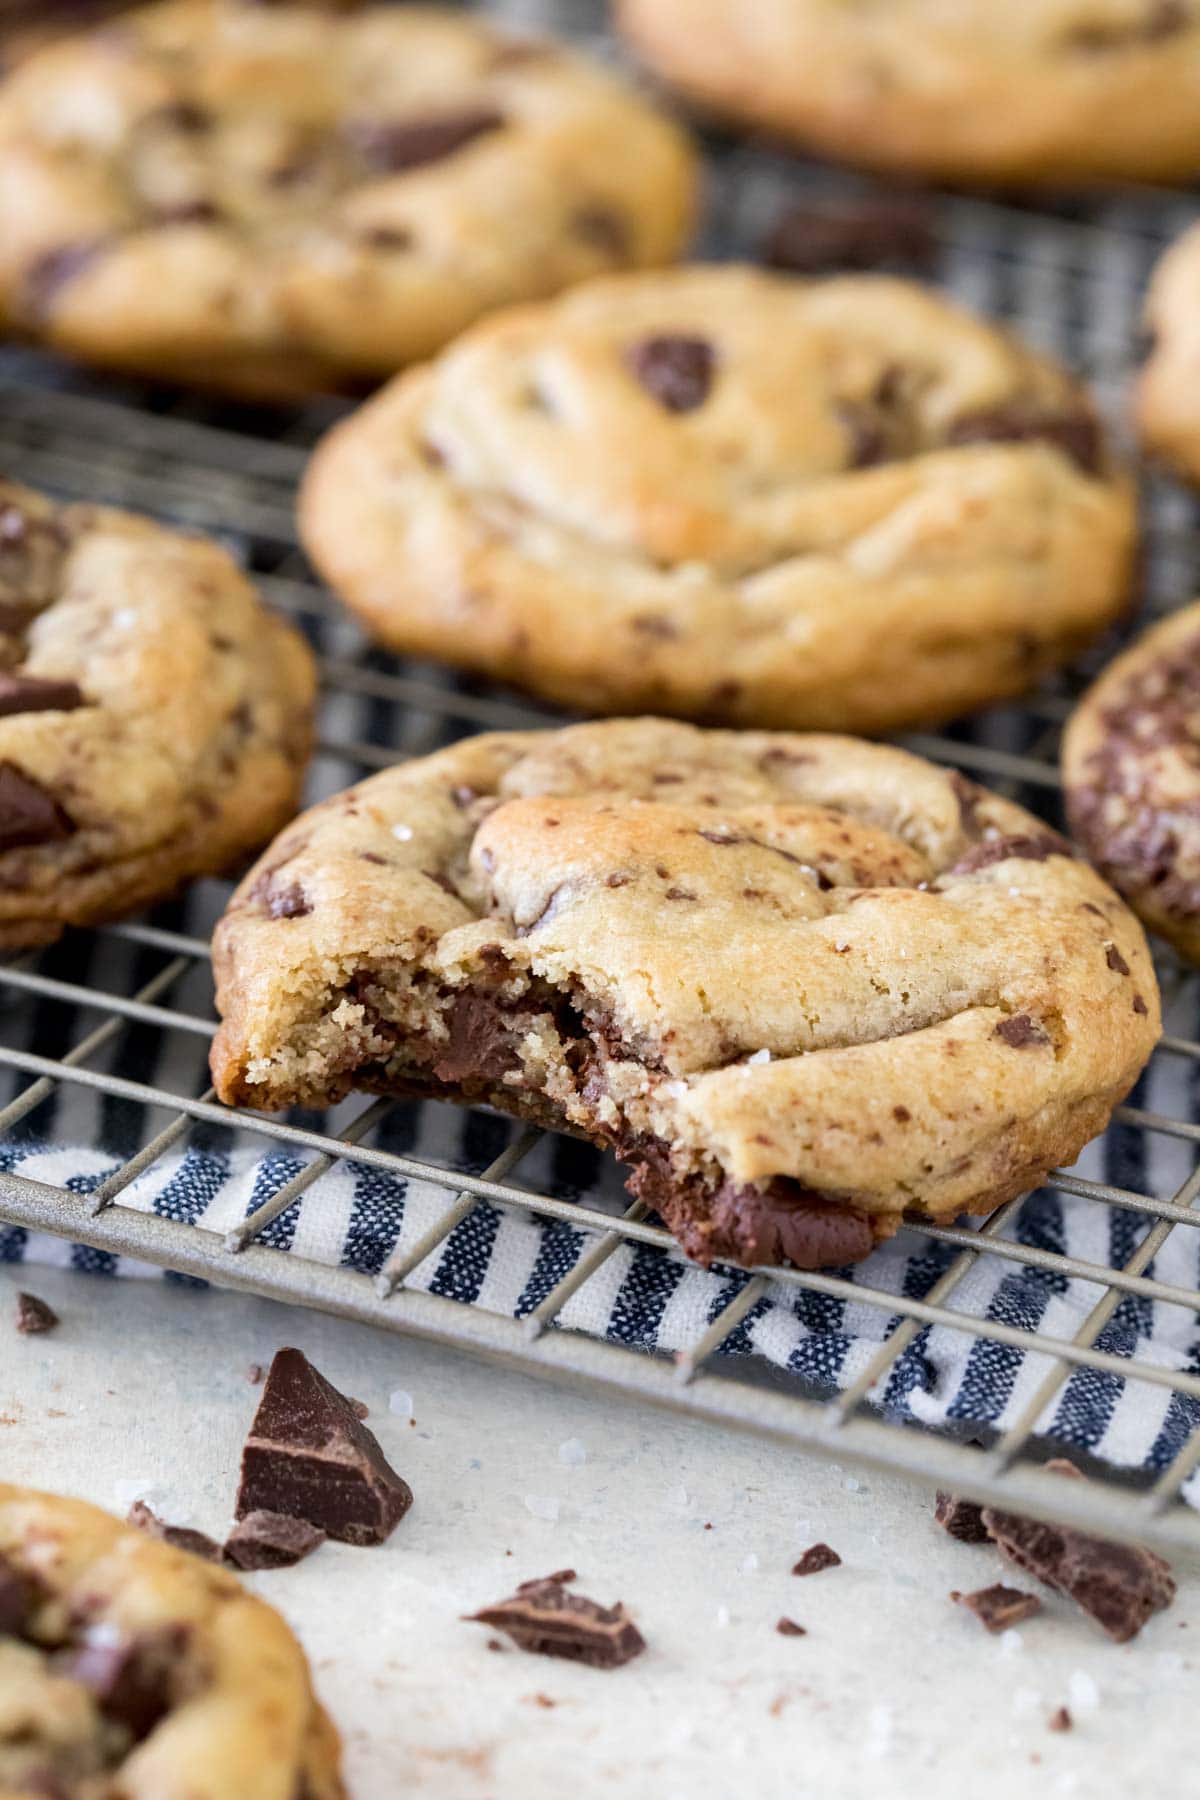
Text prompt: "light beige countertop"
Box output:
[[2, 1263, 1194, 1800]]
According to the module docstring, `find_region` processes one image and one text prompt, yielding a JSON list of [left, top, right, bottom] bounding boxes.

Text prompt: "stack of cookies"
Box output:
[[6, 0, 1200, 1786], [0, 0, 1192, 1284]]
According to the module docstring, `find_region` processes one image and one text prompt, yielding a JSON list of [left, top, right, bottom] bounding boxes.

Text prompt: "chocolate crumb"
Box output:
[[792, 1543, 841, 1577], [951, 1583, 1043, 1633], [247, 1363, 264, 1384], [15, 1291, 58, 1334], [531, 1692, 557, 1708], [763, 196, 936, 275], [775, 1616, 807, 1637], [934, 1491, 990, 1544], [223, 1509, 325, 1571], [486, 1637, 504, 1651], [1048, 1706, 1073, 1732], [235, 1347, 413, 1546], [466, 1579, 645, 1668], [126, 1500, 221, 1563]]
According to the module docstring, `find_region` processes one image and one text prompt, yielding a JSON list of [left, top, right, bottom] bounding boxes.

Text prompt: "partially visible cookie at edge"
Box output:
[[1137, 221, 1200, 487], [300, 264, 1135, 737], [0, 1481, 344, 1798], [0, 0, 698, 396], [209, 717, 1160, 1273], [617, 0, 1200, 186], [1064, 598, 1200, 962], [0, 477, 315, 948]]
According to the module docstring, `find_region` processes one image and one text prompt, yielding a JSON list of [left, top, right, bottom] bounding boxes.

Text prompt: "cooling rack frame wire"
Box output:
[[3, 20, 1200, 1546]]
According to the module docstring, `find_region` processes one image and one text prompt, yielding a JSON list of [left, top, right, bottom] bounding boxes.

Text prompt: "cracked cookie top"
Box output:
[[1064, 598, 1200, 962], [301, 265, 1135, 736], [211, 719, 1159, 1263], [0, 0, 697, 395], [0, 477, 315, 949], [0, 1483, 343, 1800], [618, 0, 1200, 185]]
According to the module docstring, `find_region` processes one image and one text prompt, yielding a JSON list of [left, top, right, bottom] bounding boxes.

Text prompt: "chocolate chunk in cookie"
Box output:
[[0, 764, 74, 852], [346, 107, 506, 172], [626, 334, 715, 412]]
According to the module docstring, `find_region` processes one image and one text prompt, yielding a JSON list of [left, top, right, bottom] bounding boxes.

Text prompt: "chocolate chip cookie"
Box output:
[[300, 266, 1135, 736], [0, 1, 697, 397], [1137, 223, 1200, 486], [0, 478, 315, 949], [210, 719, 1159, 1271], [0, 1481, 344, 1798], [1064, 599, 1200, 961], [618, 0, 1200, 186]]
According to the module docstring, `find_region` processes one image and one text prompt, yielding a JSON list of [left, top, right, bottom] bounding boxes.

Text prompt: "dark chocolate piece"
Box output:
[[347, 108, 505, 173], [934, 1491, 990, 1544], [15, 1291, 58, 1334], [775, 1616, 807, 1637], [1048, 1705, 1073, 1731], [950, 832, 1069, 876], [1105, 944, 1131, 975], [572, 205, 631, 259], [994, 1014, 1050, 1049], [466, 1578, 645, 1668], [0, 673, 84, 718], [1068, 1, 1187, 50], [951, 1583, 1043, 1633], [223, 1509, 325, 1570], [0, 762, 75, 853], [792, 1543, 841, 1577], [626, 335, 715, 413], [0, 1550, 33, 1636], [981, 1470, 1175, 1643], [433, 989, 521, 1085], [126, 1500, 221, 1562], [763, 197, 936, 275], [62, 1628, 186, 1740], [945, 402, 1102, 476], [235, 1347, 413, 1546], [518, 1568, 577, 1591], [266, 882, 311, 921]]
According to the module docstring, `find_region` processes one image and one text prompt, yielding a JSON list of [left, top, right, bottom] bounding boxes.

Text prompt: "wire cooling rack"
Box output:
[[3, 0, 1200, 1554]]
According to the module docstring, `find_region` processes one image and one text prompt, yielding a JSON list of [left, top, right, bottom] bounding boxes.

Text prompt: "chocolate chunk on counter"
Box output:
[[0, 673, 84, 717], [626, 335, 715, 413], [467, 1578, 646, 1668], [763, 196, 936, 275], [981, 1474, 1175, 1642], [0, 763, 75, 853], [792, 1542, 841, 1577], [235, 1347, 413, 1546], [951, 1583, 1042, 1633], [1048, 1705, 1073, 1732], [775, 1616, 807, 1637], [15, 1291, 58, 1335], [934, 1491, 991, 1543], [223, 1509, 325, 1571], [126, 1500, 221, 1563]]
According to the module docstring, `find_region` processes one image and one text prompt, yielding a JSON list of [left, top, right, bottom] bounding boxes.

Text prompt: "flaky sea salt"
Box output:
[[998, 1629, 1025, 1658], [1067, 1670, 1100, 1714], [391, 823, 414, 841], [667, 1483, 690, 1508], [388, 1389, 413, 1420], [524, 1494, 561, 1523], [741, 1552, 759, 1573], [747, 1048, 772, 1066], [715, 1604, 731, 1627], [866, 1706, 894, 1758], [844, 1476, 862, 1493], [558, 1437, 587, 1466]]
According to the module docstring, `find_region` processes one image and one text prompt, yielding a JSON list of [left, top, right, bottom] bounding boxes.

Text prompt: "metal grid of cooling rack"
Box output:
[[4, 0, 1200, 1552]]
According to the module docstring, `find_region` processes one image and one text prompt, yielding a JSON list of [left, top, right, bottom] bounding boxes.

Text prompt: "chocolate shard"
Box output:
[[15, 1291, 58, 1334], [981, 1471, 1175, 1643], [625, 335, 715, 413], [934, 1492, 991, 1543], [1048, 1705, 1073, 1732], [0, 762, 75, 853], [792, 1542, 841, 1577], [951, 1583, 1043, 1633], [126, 1500, 221, 1563], [763, 197, 936, 275], [0, 672, 84, 718], [466, 1579, 646, 1669], [223, 1509, 325, 1571], [775, 1616, 807, 1637], [235, 1347, 413, 1546], [347, 107, 505, 173]]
